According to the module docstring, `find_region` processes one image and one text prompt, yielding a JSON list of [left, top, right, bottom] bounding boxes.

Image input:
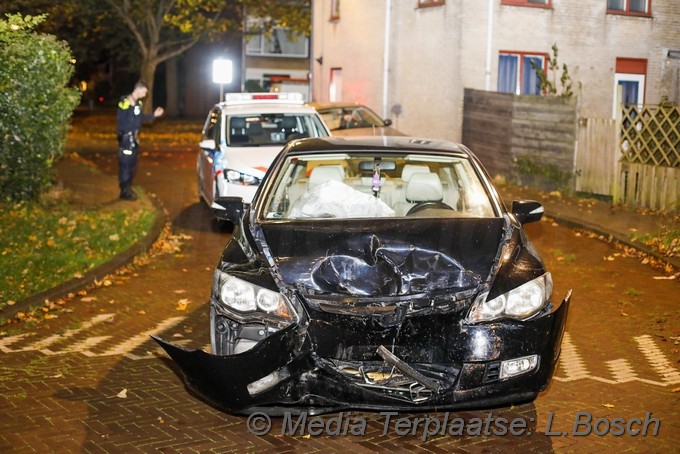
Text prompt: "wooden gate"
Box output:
[[574, 118, 617, 196]]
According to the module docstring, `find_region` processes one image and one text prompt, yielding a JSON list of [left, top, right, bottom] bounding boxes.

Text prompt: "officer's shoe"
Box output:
[[120, 188, 138, 201]]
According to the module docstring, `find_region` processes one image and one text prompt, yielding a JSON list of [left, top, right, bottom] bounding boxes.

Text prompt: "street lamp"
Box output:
[[212, 58, 233, 102]]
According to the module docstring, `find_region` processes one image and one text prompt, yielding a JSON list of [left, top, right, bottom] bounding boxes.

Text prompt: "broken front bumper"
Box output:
[[153, 292, 570, 415]]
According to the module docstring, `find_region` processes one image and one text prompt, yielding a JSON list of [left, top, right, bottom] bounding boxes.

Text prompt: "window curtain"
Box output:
[[522, 57, 542, 95], [629, 0, 647, 13], [619, 81, 639, 106], [607, 0, 625, 10], [498, 55, 518, 94]]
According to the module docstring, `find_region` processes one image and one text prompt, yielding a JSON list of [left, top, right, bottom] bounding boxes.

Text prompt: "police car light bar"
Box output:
[[225, 92, 304, 105]]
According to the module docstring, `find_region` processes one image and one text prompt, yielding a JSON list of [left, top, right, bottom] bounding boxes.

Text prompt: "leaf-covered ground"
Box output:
[[0, 201, 156, 306]]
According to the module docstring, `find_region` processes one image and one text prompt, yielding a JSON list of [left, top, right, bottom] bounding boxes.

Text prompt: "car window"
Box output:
[[226, 113, 328, 146], [202, 108, 220, 142], [262, 152, 496, 220], [319, 106, 385, 131]]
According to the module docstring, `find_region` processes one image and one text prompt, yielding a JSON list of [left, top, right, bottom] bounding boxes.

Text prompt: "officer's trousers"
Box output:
[[117, 132, 139, 193]]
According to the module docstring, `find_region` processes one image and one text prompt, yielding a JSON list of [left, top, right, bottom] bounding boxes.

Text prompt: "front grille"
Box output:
[[331, 359, 459, 403]]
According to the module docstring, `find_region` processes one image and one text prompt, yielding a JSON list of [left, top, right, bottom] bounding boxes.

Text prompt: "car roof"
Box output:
[[283, 136, 470, 156], [306, 101, 370, 111], [216, 102, 320, 116]]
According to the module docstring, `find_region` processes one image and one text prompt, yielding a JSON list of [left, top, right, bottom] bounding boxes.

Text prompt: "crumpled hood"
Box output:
[[259, 218, 506, 296]]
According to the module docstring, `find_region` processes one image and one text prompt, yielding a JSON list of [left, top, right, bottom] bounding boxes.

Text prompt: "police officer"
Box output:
[[116, 81, 164, 200]]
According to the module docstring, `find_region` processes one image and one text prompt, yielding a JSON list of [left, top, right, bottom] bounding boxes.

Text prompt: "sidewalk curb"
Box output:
[[2, 195, 168, 321], [546, 212, 680, 271]]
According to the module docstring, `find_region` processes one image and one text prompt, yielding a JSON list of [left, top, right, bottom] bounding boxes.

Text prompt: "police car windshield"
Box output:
[[228, 114, 327, 146]]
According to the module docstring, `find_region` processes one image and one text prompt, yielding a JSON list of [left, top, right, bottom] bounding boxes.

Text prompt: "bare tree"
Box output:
[[102, 0, 310, 112]]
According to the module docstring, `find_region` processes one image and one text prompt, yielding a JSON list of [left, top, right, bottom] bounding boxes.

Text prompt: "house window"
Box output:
[[246, 27, 309, 58], [497, 52, 546, 95], [501, 0, 551, 8], [330, 0, 340, 20], [418, 0, 446, 7], [607, 0, 651, 16]]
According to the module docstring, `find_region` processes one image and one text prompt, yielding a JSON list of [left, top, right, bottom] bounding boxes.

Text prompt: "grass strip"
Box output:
[[0, 202, 156, 306]]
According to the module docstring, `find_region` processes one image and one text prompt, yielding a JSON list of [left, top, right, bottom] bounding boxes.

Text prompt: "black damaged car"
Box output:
[[154, 136, 571, 415]]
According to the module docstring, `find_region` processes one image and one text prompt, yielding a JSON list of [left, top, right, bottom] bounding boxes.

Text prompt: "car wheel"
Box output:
[[197, 162, 206, 204], [198, 180, 205, 204]]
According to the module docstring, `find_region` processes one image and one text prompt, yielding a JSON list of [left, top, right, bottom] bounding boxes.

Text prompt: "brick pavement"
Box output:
[[1, 149, 678, 453]]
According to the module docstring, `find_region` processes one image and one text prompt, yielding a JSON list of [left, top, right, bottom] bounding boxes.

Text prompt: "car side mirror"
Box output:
[[199, 139, 216, 150], [511, 200, 544, 224], [383, 119, 393, 126], [213, 196, 245, 224]]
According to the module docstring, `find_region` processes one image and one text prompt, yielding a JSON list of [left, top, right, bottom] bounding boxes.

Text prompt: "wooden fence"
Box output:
[[462, 89, 679, 210], [574, 118, 617, 195], [614, 104, 680, 210], [462, 89, 577, 190]]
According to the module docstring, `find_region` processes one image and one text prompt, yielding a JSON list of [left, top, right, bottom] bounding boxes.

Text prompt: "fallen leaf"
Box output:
[[176, 298, 190, 311], [602, 403, 615, 409], [620, 312, 628, 317], [173, 289, 187, 294], [81, 297, 97, 302], [109, 234, 120, 241], [653, 275, 676, 280], [116, 388, 128, 398], [157, 416, 165, 424]]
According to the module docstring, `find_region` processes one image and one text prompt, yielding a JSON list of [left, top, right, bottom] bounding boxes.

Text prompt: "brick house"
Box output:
[[310, 0, 680, 142]]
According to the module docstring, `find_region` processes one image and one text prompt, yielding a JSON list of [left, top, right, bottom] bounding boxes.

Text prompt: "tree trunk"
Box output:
[[140, 59, 158, 115], [165, 58, 179, 117]]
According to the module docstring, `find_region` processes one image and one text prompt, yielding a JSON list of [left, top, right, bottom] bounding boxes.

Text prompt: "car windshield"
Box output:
[[227, 113, 328, 146], [318, 106, 385, 131], [261, 152, 496, 220]]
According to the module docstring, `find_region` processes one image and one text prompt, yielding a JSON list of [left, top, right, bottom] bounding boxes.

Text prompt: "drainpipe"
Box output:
[[382, 0, 392, 118], [309, 0, 315, 101], [485, 0, 493, 91]]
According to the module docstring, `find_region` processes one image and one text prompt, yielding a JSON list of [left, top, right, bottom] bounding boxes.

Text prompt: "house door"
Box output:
[[329, 68, 343, 102], [613, 58, 647, 116]]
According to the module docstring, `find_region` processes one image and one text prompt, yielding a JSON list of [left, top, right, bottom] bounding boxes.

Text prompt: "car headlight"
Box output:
[[212, 270, 297, 324], [225, 169, 261, 186], [467, 273, 552, 322]]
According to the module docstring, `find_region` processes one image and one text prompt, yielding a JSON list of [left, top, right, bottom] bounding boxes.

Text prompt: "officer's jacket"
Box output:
[[117, 96, 155, 133]]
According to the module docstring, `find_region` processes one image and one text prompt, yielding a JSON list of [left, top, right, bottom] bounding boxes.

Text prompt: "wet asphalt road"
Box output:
[[0, 145, 678, 453]]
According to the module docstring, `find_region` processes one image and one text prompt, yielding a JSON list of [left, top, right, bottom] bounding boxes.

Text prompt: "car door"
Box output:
[[198, 108, 221, 204]]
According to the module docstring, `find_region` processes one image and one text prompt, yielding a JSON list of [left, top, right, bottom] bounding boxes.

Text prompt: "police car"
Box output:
[[197, 92, 330, 212]]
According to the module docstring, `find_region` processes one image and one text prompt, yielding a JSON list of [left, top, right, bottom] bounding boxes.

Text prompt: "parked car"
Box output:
[[307, 101, 405, 136], [155, 136, 571, 415], [197, 92, 330, 211]]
